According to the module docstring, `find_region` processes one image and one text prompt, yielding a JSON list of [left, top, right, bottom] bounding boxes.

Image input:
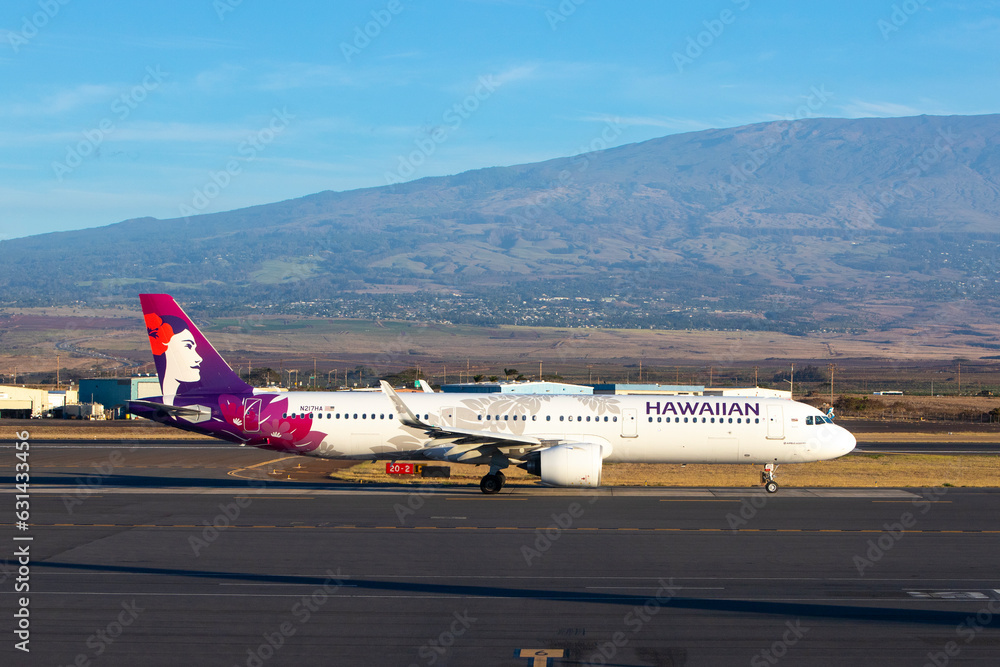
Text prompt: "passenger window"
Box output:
[[648, 417, 653, 423], [560, 416, 565, 422], [546, 416, 551, 421]]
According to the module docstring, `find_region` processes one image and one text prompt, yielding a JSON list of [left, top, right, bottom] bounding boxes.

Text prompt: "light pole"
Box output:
[[783, 364, 794, 399], [828, 363, 835, 406]]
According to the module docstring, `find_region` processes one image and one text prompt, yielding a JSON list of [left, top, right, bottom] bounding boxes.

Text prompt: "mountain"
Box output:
[[2, 114, 1000, 332]]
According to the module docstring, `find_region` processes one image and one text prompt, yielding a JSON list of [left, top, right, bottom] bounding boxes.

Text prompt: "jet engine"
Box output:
[[520, 443, 603, 487]]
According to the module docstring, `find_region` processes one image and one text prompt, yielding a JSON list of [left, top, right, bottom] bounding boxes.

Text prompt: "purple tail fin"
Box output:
[[140, 294, 251, 403]]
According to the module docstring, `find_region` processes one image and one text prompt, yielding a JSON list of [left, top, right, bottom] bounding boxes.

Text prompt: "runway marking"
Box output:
[[586, 586, 724, 590], [227, 455, 299, 480], [872, 500, 953, 503], [517, 649, 563, 666], [14, 523, 1000, 533], [446, 497, 527, 501]]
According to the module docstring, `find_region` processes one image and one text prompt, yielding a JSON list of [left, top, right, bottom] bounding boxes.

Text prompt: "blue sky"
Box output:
[[1, 0, 998, 238]]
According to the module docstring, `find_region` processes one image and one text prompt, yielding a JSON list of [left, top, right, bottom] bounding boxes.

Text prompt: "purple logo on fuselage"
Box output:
[[645, 401, 760, 417]]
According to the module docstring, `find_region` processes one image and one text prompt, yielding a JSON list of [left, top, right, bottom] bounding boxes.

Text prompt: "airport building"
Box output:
[[591, 383, 705, 395], [591, 384, 791, 399], [78, 376, 161, 419], [0, 385, 81, 418], [442, 381, 594, 395], [0, 385, 52, 418]]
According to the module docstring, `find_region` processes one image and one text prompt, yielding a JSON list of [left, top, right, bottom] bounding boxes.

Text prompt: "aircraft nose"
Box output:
[[833, 426, 856, 458]]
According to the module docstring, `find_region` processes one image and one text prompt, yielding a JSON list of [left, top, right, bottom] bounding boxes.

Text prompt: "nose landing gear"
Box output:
[[761, 463, 779, 493]]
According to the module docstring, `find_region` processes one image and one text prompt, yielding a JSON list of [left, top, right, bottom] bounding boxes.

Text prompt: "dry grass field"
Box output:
[[3, 305, 1000, 389]]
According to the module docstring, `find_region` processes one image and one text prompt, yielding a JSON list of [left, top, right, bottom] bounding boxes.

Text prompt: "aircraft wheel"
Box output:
[[480, 474, 503, 495], [765, 481, 779, 494]]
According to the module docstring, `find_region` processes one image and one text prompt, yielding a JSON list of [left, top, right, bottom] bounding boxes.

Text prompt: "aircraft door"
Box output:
[[621, 408, 638, 438], [766, 404, 783, 439], [243, 397, 261, 432]]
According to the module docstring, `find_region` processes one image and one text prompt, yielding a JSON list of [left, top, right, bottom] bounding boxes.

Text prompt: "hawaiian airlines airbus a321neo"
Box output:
[[128, 294, 857, 494]]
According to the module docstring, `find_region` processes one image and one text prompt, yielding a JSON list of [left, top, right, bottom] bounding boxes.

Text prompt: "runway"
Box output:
[[855, 442, 1000, 454], [3, 441, 1000, 665]]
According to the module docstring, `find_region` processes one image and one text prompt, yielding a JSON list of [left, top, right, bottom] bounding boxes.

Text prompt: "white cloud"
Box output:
[[838, 100, 926, 118], [193, 63, 247, 91], [3, 83, 118, 117], [575, 113, 714, 132], [493, 64, 539, 86], [255, 62, 355, 91]]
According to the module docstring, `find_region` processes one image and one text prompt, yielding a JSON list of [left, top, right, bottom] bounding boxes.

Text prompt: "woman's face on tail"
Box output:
[[165, 329, 202, 383]]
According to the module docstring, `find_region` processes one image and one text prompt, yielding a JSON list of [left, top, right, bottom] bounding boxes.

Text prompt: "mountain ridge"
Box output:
[[2, 113, 999, 332]]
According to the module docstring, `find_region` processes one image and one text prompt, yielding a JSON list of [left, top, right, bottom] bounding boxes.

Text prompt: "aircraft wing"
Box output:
[[380, 380, 544, 448]]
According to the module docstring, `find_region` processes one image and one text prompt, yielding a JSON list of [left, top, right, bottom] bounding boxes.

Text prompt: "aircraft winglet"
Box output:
[[380, 380, 428, 427]]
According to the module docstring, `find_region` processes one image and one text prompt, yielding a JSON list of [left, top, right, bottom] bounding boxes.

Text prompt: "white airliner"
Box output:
[[129, 294, 857, 494]]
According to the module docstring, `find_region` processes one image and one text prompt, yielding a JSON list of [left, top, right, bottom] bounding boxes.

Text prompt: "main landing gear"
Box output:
[[480, 470, 506, 495], [761, 463, 779, 494]]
